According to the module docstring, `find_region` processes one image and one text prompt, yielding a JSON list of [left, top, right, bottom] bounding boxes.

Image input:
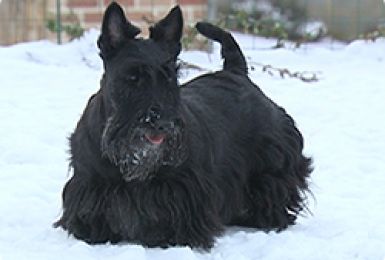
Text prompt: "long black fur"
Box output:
[[55, 2, 312, 249]]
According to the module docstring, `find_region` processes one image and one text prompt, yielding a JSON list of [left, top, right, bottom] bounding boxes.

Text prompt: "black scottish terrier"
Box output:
[[55, 2, 312, 249]]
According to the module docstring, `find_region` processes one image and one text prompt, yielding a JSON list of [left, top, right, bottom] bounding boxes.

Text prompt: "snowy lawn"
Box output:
[[0, 30, 384, 260]]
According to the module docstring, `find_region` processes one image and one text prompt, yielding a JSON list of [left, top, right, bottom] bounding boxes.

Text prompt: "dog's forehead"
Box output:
[[113, 39, 170, 66]]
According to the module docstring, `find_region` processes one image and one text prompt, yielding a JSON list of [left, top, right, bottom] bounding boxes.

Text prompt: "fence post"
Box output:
[[206, 0, 218, 53], [382, 0, 385, 21], [207, 0, 218, 23], [56, 0, 62, 44], [355, 0, 360, 39]]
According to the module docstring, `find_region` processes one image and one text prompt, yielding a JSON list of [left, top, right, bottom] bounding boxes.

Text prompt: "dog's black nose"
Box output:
[[142, 106, 174, 132], [144, 106, 161, 125]]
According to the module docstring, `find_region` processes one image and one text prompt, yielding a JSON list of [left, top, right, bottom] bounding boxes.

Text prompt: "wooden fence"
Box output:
[[0, 0, 207, 45], [0, 0, 51, 45], [302, 0, 385, 40]]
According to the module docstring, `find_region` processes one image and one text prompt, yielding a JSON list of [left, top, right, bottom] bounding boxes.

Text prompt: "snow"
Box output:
[[1, 29, 385, 260], [297, 20, 327, 38]]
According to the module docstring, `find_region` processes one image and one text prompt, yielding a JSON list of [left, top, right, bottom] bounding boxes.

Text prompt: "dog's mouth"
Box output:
[[144, 133, 166, 145]]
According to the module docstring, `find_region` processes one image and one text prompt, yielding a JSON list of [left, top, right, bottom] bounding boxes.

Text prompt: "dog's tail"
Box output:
[[196, 22, 247, 75]]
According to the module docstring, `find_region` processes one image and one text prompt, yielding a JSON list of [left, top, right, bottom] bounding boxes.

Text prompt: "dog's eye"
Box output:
[[126, 74, 139, 83]]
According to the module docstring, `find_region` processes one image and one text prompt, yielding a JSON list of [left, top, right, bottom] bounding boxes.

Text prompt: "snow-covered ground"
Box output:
[[0, 29, 384, 260]]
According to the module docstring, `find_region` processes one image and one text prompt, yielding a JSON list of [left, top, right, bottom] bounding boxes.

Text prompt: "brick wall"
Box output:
[[47, 0, 208, 37]]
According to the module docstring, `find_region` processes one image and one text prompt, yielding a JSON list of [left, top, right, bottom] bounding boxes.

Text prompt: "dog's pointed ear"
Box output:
[[149, 6, 183, 57], [97, 2, 141, 58]]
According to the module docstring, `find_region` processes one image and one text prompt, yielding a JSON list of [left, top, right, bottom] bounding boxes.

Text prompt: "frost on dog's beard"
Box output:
[[101, 116, 187, 182], [106, 138, 163, 181]]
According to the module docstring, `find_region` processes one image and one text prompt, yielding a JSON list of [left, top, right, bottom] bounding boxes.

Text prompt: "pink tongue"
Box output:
[[145, 134, 165, 145]]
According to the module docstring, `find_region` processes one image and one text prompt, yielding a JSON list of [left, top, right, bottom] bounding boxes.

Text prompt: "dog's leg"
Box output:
[[54, 175, 122, 244], [234, 128, 312, 231], [236, 170, 306, 230], [125, 176, 224, 249], [56, 171, 223, 249]]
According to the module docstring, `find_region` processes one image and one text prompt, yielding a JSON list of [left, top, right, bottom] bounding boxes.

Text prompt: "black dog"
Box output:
[[55, 2, 312, 249]]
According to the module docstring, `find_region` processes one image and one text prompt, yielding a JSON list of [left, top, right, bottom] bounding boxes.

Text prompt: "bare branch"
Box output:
[[250, 61, 321, 83], [179, 59, 321, 83]]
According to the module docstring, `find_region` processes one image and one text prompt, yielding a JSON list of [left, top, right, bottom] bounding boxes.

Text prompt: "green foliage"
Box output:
[[359, 24, 385, 41], [46, 18, 85, 41], [182, 25, 209, 50], [182, 25, 198, 50], [217, 1, 324, 48]]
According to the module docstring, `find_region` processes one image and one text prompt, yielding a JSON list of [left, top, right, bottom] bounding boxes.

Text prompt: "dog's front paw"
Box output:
[[139, 226, 217, 250], [154, 236, 215, 250]]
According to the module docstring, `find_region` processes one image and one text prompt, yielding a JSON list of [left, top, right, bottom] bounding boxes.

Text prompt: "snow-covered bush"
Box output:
[[218, 0, 327, 46]]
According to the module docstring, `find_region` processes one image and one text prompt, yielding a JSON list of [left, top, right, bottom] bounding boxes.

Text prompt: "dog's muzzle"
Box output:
[[100, 113, 187, 182]]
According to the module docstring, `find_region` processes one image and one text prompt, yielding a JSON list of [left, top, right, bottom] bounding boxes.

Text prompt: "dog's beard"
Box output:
[[101, 116, 187, 182]]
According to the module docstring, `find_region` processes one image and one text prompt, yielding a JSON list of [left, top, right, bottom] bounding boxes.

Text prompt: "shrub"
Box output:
[[46, 10, 85, 41], [217, 0, 326, 47]]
